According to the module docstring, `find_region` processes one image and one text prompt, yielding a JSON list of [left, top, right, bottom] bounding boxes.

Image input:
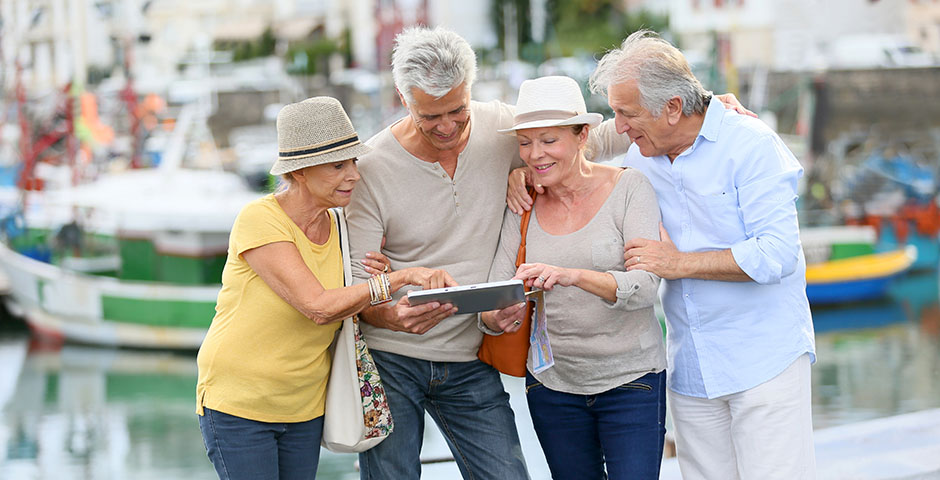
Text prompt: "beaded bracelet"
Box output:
[[369, 273, 392, 305]]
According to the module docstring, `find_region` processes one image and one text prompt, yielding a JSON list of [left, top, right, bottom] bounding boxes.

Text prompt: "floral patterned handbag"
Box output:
[[321, 208, 394, 453]]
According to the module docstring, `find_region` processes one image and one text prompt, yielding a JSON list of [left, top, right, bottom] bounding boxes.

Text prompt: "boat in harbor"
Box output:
[[0, 79, 262, 349], [0, 167, 260, 349], [805, 245, 918, 305], [827, 147, 940, 272], [801, 225, 879, 265], [801, 225, 921, 305], [852, 201, 940, 272]]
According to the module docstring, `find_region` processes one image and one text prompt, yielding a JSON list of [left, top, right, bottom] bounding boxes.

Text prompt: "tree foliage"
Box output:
[[286, 37, 338, 75], [217, 27, 277, 62], [490, 0, 533, 55], [488, 0, 669, 63]]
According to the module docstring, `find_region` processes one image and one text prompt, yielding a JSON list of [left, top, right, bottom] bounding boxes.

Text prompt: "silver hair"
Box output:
[[392, 26, 477, 105], [590, 30, 710, 118]]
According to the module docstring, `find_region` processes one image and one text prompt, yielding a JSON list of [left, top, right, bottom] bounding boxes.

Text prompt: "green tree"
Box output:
[[285, 37, 338, 75], [220, 27, 277, 62], [490, 0, 533, 59], [489, 0, 669, 62], [259, 28, 276, 57], [546, 0, 624, 57], [547, 1, 669, 57]]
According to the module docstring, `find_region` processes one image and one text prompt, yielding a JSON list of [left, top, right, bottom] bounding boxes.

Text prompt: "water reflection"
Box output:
[[0, 269, 937, 479], [812, 270, 940, 429], [0, 340, 217, 480]]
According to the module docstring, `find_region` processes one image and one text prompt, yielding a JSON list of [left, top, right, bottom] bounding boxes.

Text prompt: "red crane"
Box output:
[[15, 60, 77, 192]]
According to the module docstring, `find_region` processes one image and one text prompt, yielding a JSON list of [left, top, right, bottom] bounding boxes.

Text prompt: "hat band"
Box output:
[[512, 109, 580, 127], [279, 134, 360, 160]]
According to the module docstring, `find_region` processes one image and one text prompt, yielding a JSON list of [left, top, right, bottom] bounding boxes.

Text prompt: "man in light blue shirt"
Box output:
[[590, 31, 816, 479]]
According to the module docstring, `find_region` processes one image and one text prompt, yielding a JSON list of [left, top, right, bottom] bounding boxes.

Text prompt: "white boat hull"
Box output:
[[0, 242, 218, 349]]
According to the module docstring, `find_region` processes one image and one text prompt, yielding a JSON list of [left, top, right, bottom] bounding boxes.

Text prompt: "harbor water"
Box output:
[[0, 269, 938, 480]]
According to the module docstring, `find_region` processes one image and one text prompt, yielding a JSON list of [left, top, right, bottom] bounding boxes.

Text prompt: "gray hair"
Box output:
[[392, 26, 477, 105], [590, 30, 710, 118]]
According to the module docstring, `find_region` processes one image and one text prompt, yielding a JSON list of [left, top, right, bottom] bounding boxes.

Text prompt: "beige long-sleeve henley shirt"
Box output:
[[346, 100, 629, 361]]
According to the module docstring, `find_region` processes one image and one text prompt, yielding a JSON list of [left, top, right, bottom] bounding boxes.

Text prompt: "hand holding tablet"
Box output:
[[406, 280, 526, 314]]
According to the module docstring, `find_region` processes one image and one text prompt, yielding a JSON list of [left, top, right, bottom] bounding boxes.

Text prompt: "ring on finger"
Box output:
[[513, 320, 522, 326], [383, 264, 389, 273], [537, 275, 546, 283]]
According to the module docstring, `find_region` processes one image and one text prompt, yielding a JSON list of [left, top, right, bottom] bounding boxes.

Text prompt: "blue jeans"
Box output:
[[525, 370, 666, 480], [359, 350, 528, 480], [198, 408, 323, 480]]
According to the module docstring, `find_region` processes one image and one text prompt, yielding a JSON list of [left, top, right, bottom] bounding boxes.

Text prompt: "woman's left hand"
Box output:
[[514, 263, 577, 291], [362, 251, 391, 275], [361, 236, 391, 275], [715, 93, 757, 118], [482, 302, 527, 333]]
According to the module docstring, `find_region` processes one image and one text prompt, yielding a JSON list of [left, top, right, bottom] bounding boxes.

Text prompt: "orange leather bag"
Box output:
[[477, 189, 537, 377]]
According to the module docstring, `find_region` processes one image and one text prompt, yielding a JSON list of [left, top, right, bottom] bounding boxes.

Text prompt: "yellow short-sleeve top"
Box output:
[[196, 194, 342, 422]]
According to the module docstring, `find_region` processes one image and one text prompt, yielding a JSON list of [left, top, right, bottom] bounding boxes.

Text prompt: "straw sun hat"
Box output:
[[498, 76, 603, 134], [270, 96, 372, 176]]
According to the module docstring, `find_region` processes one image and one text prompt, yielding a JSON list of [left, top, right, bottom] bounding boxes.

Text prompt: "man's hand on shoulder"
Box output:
[[506, 167, 544, 215]]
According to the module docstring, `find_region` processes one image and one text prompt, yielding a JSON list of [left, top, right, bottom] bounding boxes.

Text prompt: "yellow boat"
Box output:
[[805, 246, 917, 304]]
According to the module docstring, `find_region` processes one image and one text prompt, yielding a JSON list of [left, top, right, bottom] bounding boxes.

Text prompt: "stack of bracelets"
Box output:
[[369, 273, 392, 305]]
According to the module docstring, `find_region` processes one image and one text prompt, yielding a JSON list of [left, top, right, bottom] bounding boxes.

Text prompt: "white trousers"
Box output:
[[668, 354, 816, 480]]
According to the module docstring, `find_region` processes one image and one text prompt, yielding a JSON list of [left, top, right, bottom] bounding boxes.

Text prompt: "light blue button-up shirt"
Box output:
[[622, 96, 816, 399]]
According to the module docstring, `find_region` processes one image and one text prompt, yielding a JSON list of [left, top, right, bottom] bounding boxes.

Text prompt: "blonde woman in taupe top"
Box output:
[[481, 76, 666, 480]]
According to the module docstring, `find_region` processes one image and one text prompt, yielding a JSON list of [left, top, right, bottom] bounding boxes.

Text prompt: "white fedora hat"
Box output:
[[498, 76, 603, 134], [270, 97, 372, 176]]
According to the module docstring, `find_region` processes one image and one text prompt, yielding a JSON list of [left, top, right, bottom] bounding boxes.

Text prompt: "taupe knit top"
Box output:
[[488, 169, 667, 394]]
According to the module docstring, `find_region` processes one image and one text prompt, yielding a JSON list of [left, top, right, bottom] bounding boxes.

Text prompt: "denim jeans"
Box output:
[[198, 408, 323, 480], [358, 350, 528, 480], [525, 370, 666, 480]]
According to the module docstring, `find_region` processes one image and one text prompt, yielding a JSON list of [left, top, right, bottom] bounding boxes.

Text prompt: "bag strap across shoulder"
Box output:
[[331, 207, 352, 288], [515, 188, 537, 269], [476, 188, 537, 378]]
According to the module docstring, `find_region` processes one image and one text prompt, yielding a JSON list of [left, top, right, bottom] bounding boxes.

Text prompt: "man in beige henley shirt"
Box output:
[[345, 26, 627, 480]]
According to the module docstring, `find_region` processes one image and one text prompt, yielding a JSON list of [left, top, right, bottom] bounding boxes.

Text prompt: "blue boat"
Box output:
[[805, 246, 918, 305]]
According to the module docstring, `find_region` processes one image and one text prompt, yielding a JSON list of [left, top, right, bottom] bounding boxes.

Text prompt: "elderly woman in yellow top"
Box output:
[[195, 97, 455, 480]]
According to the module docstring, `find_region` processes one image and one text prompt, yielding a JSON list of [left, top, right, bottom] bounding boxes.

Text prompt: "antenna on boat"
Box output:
[[119, 37, 142, 169], [14, 61, 77, 199]]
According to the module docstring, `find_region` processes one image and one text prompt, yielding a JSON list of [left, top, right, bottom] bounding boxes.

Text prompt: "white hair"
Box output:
[[590, 30, 710, 118], [392, 26, 477, 105]]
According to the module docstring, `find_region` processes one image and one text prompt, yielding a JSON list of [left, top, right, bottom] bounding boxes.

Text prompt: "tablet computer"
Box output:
[[406, 279, 526, 314]]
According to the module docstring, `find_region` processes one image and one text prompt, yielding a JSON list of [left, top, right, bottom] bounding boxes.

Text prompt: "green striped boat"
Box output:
[[0, 168, 262, 349]]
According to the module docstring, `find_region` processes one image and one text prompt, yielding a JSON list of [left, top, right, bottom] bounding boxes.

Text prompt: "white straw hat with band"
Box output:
[[498, 76, 603, 134], [270, 96, 373, 175]]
